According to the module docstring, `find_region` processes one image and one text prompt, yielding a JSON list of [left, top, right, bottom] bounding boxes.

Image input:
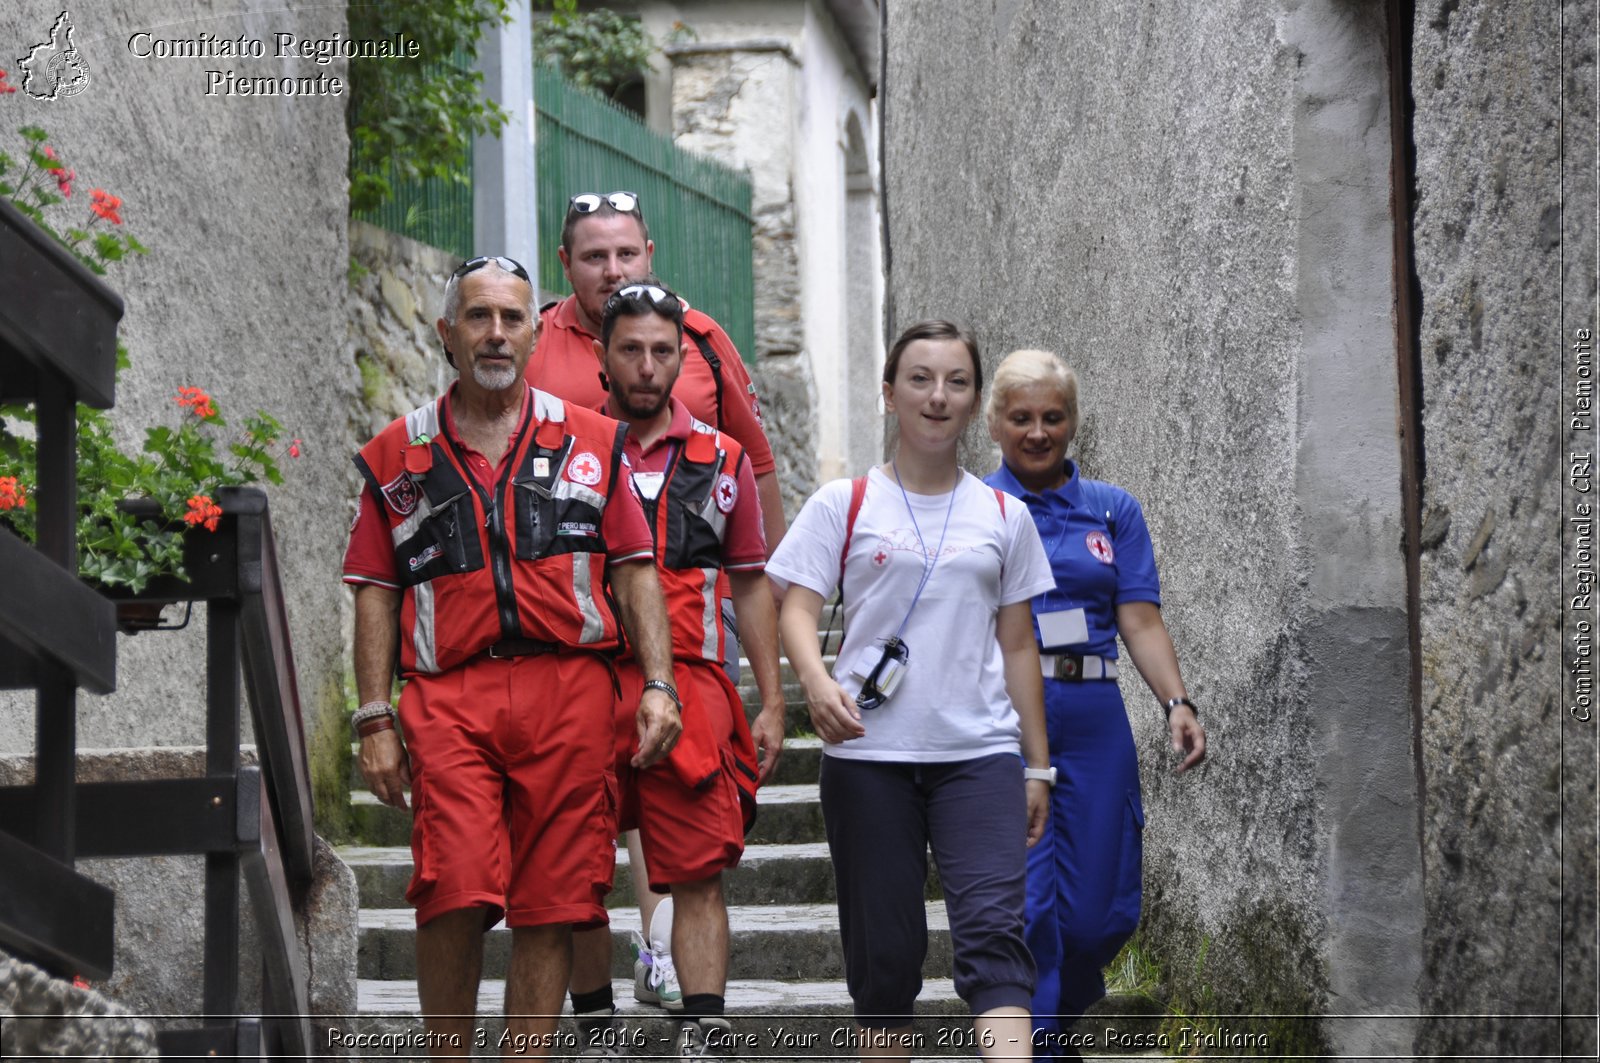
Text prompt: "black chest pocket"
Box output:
[[510, 438, 606, 559], [395, 485, 484, 586]]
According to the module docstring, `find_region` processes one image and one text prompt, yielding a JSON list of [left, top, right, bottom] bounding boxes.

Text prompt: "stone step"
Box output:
[[348, 736, 824, 793], [340, 841, 834, 910], [358, 902, 951, 983], [348, 977, 968, 1061], [347, 979, 1164, 1060], [349, 782, 823, 849]]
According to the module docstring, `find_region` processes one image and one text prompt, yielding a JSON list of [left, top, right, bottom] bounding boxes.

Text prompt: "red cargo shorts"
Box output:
[[614, 659, 747, 891], [398, 651, 619, 928]]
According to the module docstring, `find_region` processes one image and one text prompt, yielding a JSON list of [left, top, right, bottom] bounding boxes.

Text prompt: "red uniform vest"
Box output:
[[632, 418, 747, 664], [354, 388, 629, 676]]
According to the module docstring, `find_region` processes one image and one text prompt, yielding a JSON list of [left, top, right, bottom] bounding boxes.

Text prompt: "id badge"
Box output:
[[1037, 607, 1089, 649]]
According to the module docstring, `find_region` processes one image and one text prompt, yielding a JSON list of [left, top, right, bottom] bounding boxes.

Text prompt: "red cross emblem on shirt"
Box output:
[[715, 472, 739, 513], [872, 549, 889, 567], [1085, 530, 1115, 565]]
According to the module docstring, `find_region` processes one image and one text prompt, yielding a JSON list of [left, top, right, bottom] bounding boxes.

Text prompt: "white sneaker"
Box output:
[[629, 929, 683, 1011]]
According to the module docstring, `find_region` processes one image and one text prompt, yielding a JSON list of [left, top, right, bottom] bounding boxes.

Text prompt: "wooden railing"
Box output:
[[0, 197, 317, 1060]]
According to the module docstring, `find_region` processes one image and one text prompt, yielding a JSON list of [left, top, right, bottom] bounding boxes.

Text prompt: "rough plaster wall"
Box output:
[[883, 0, 1435, 1050], [672, 46, 820, 511], [0, 1, 356, 825], [1410, 1, 1596, 1054]]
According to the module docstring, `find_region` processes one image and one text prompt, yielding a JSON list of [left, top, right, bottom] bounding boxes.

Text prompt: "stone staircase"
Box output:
[[336, 629, 978, 1060], [336, 633, 1163, 1059]]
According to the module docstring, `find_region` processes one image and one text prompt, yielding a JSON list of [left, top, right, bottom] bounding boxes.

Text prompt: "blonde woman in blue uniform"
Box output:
[[982, 349, 1206, 1057]]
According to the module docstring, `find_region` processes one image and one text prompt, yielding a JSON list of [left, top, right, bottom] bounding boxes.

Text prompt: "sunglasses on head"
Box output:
[[606, 283, 679, 310], [451, 255, 530, 282], [569, 191, 640, 215]]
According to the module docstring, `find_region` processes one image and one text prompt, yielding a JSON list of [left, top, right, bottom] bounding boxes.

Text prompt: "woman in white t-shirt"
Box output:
[[768, 320, 1056, 1061]]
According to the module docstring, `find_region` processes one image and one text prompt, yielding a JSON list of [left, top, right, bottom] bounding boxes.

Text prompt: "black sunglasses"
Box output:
[[569, 191, 640, 215], [855, 636, 909, 711], [451, 255, 530, 282]]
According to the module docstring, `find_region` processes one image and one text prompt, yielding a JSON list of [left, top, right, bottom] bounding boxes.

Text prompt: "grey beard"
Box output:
[[473, 362, 519, 392]]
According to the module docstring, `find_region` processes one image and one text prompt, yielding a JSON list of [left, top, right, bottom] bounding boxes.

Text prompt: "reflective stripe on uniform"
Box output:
[[572, 552, 605, 644], [412, 580, 438, 674]]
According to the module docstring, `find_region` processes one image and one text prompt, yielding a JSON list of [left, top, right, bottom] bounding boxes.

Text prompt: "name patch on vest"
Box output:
[[558, 521, 599, 538], [382, 472, 420, 516]]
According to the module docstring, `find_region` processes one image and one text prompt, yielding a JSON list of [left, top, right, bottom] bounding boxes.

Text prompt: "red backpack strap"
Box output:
[[994, 487, 1006, 517], [839, 475, 868, 592]]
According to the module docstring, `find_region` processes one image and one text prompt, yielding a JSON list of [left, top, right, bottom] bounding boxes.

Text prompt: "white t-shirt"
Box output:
[[767, 466, 1055, 762]]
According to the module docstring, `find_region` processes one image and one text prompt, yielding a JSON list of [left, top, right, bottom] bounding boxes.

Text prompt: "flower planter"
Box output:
[[0, 198, 122, 409]]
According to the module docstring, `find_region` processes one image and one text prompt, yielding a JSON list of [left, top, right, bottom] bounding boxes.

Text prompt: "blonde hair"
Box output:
[[985, 348, 1079, 432]]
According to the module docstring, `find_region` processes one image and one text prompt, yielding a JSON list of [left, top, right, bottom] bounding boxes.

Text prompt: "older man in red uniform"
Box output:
[[344, 256, 682, 1060]]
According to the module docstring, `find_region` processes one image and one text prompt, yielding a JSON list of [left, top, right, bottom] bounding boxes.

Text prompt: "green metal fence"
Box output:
[[353, 153, 475, 261], [534, 64, 755, 358], [351, 64, 757, 359]]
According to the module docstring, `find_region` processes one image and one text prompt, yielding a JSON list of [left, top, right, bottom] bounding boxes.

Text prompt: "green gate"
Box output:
[[351, 65, 757, 359], [534, 65, 755, 358]]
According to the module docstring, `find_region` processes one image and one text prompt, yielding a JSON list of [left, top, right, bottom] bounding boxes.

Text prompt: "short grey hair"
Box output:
[[985, 348, 1079, 433], [441, 259, 536, 326]]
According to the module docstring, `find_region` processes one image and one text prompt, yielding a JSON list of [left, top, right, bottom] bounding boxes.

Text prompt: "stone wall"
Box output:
[[347, 222, 460, 437], [0, 0, 356, 816], [0, 749, 358, 1050], [670, 42, 819, 513], [882, 0, 1586, 1053], [1410, 0, 1596, 1053], [1, 951, 157, 1059]]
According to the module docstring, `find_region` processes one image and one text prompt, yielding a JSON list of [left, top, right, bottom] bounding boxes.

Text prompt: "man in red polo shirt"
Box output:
[[527, 191, 786, 552], [344, 256, 682, 1060], [564, 279, 787, 1061]]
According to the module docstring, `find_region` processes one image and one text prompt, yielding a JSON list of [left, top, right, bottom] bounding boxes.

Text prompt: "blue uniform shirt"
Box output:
[[984, 461, 1161, 659]]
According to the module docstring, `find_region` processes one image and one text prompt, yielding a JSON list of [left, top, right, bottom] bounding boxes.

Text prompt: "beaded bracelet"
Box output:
[[351, 700, 395, 737]]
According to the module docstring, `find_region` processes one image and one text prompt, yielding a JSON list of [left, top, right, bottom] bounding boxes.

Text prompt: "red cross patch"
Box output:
[[1085, 530, 1114, 564], [566, 451, 603, 486], [715, 473, 738, 514], [872, 548, 889, 567]]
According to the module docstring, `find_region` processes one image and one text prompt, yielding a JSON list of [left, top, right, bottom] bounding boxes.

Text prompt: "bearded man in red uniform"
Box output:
[[344, 256, 682, 1060], [562, 280, 787, 1061]]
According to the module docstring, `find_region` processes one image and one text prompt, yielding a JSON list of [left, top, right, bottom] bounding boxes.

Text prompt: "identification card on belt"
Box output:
[[1037, 607, 1089, 649]]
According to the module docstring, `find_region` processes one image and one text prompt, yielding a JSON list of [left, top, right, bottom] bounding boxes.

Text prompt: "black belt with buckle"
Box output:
[[486, 638, 560, 659]]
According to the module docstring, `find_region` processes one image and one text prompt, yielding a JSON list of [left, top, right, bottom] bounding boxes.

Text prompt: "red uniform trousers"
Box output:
[[399, 652, 619, 928]]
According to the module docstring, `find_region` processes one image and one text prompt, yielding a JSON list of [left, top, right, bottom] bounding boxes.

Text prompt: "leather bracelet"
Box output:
[[1164, 696, 1198, 719], [642, 678, 682, 709], [351, 700, 395, 736], [357, 716, 395, 739]]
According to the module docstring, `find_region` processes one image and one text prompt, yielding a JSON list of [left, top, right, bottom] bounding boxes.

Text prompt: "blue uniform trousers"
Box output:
[[1027, 678, 1143, 1045]]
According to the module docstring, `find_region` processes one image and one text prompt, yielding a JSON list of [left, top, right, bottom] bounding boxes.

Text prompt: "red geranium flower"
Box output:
[[0, 476, 28, 511], [288, 438, 302, 459], [174, 386, 217, 420], [89, 188, 123, 225], [0, 70, 16, 95], [184, 495, 223, 532]]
